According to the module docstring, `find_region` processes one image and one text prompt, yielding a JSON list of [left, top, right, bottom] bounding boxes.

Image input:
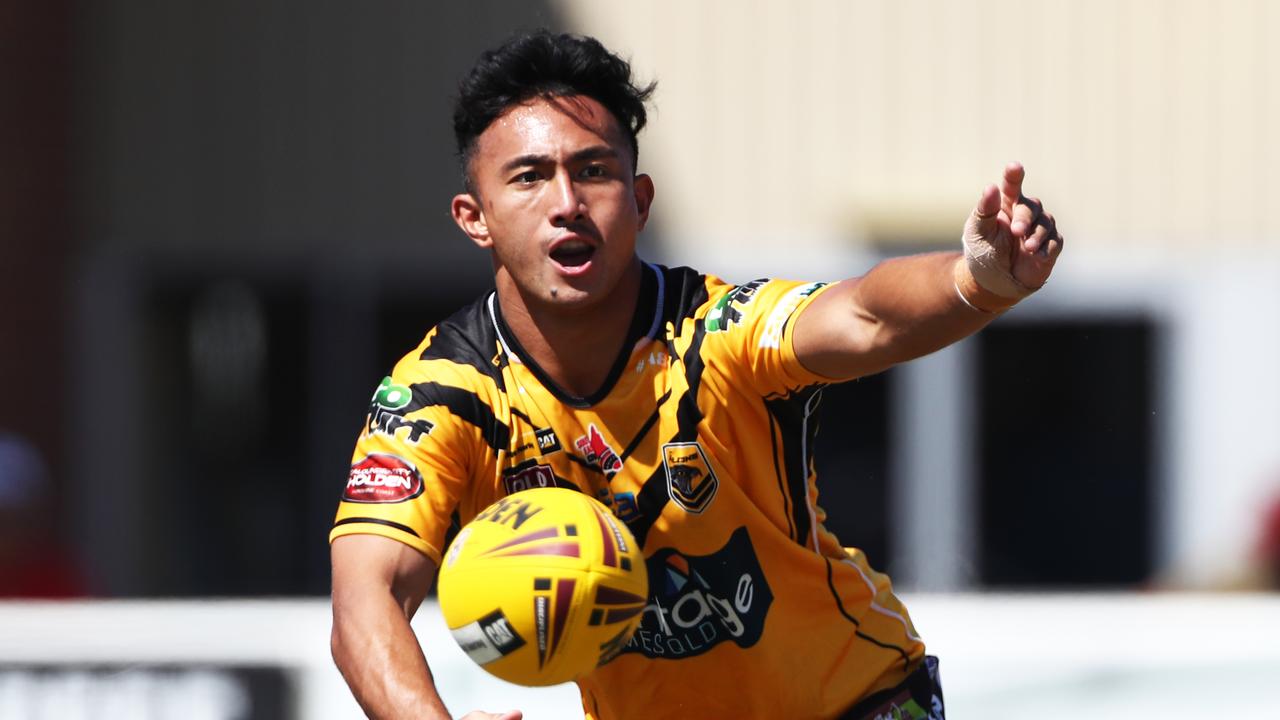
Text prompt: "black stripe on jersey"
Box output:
[[620, 388, 672, 462], [561, 450, 606, 476], [659, 265, 711, 340], [764, 386, 824, 549], [333, 517, 421, 539], [406, 381, 510, 452], [441, 508, 462, 556], [824, 556, 911, 671], [418, 297, 507, 390], [766, 410, 796, 541], [631, 319, 711, 546]]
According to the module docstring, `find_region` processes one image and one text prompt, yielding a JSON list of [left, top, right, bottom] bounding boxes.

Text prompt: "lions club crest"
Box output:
[[662, 442, 718, 513]]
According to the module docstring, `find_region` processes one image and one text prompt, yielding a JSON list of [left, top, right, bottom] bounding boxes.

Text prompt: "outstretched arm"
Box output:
[[331, 534, 522, 720], [794, 163, 1063, 380]]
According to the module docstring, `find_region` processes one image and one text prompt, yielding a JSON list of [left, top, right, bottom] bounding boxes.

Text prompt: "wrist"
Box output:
[[952, 258, 1019, 314]]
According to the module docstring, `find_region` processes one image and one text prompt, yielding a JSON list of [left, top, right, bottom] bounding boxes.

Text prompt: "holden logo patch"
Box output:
[[662, 442, 718, 513], [344, 453, 424, 503]]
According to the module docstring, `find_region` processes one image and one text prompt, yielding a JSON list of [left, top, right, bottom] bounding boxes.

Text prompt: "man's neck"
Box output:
[[495, 259, 645, 400]]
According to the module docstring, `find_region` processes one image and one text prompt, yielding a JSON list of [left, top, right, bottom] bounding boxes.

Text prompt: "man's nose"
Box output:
[[549, 170, 585, 226]]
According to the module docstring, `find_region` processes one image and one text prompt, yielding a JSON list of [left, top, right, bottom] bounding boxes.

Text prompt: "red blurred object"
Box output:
[[1257, 493, 1280, 586], [0, 549, 86, 599]]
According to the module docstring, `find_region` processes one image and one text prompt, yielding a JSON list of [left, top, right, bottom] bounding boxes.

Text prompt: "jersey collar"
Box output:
[[488, 262, 663, 408]]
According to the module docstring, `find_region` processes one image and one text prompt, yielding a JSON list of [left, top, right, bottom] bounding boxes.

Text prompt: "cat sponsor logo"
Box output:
[[662, 442, 718, 514], [535, 427, 562, 455], [344, 454, 424, 503]]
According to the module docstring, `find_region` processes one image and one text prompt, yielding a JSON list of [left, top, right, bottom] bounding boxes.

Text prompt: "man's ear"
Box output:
[[451, 193, 491, 248], [633, 173, 655, 232]]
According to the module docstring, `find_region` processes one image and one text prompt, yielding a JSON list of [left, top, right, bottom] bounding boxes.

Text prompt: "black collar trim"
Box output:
[[489, 262, 663, 409]]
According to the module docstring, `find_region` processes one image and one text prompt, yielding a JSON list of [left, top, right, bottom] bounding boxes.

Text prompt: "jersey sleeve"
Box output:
[[698, 277, 838, 395], [329, 352, 489, 565]]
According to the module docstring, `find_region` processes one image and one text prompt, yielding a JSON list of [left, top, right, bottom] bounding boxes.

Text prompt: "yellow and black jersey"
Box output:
[[331, 262, 926, 719]]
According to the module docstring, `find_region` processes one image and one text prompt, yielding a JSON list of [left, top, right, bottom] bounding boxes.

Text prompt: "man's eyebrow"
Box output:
[[569, 145, 618, 163], [498, 146, 619, 175]]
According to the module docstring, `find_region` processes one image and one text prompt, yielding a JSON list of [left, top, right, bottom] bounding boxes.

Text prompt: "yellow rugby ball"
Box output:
[[437, 488, 648, 686]]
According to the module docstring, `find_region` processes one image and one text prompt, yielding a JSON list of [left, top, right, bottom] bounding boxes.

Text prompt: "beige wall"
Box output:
[[558, 0, 1279, 255]]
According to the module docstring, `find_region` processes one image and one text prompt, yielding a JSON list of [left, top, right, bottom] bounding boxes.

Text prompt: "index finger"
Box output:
[[1000, 162, 1025, 216]]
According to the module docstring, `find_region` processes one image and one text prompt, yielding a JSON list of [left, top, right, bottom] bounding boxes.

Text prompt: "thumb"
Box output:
[[965, 184, 1001, 239]]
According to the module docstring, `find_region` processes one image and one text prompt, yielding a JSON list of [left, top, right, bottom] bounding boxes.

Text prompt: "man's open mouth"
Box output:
[[550, 240, 596, 269]]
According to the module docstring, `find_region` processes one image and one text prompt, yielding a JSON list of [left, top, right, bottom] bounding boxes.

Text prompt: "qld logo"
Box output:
[[662, 442, 718, 513], [622, 527, 772, 660]]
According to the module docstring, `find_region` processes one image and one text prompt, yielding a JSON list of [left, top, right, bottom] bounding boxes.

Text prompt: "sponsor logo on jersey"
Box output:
[[597, 489, 642, 526], [622, 526, 773, 660], [662, 442, 718, 513], [535, 427, 561, 455], [759, 281, 827, 349], [450, 609, 527, 666], [344, 453, 424, 503], [705, 279, 767, 333], [575, 424, 623, 477], [366, 407, 434, 445], [364, 376, 434, 444], [372, 376, 412, 409], [502, 461, 560, 495]]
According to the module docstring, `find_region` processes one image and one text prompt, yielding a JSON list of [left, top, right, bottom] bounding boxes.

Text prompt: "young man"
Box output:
[[330, 30, 1061, 720]]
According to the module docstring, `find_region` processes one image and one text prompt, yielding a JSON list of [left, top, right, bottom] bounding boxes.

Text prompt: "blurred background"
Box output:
[[3, 0, 1279, 717]]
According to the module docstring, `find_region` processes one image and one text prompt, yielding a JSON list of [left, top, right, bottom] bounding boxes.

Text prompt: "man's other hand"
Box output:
[[962, 162, 1064, 299]]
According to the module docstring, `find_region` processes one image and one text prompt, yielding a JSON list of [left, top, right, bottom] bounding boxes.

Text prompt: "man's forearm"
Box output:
[[850, 251, 1004, 366], [795, 250, 1015, 380], [332, 589, 452, 720]]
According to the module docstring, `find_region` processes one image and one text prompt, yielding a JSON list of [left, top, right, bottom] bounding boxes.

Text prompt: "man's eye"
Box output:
[[514, 171, 540, 184], [580, 165, 607, 179]]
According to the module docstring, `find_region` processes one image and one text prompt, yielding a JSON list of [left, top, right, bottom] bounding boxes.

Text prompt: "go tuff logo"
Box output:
[[622, 527, 772, 660], [365, 376, 434, 445], [705, 279, 766, 333]]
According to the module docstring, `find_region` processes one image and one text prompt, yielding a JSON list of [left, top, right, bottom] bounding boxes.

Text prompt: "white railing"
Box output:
[[1, 593, 1277, 719]]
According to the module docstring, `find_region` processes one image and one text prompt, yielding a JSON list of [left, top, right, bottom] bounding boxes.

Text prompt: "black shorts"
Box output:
[[838, 655, 945, 720]]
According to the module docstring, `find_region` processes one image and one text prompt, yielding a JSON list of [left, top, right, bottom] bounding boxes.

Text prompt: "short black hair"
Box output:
[[452, 30, 656, 191]]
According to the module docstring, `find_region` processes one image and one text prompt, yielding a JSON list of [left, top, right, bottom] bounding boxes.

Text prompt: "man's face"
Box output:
[[452, 95, 653, 312]]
